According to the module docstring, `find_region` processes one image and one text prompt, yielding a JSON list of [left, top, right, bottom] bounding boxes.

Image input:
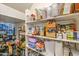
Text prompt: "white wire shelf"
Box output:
[[26, 13, 79, 24], [26, 34, 79, 44]]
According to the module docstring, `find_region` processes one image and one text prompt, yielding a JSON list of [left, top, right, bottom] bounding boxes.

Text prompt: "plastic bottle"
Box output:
[[57, 31, 62, 39]]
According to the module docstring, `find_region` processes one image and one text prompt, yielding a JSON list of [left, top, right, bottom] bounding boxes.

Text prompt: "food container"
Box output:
[[45, 21, 57, 38]]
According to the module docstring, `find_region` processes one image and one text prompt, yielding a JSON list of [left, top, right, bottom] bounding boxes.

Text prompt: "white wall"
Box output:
[[0, 3, 25, 20]]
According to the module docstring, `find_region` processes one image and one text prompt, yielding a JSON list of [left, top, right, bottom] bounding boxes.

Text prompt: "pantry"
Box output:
[[0, 13, 25, 56], [25, 3, 79, 56], [1, 3, 79, 56]]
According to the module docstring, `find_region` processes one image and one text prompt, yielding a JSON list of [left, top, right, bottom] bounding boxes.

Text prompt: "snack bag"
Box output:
[[36, 41, 45, 51]]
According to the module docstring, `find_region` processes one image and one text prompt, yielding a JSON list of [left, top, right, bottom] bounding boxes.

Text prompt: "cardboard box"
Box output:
[[46, 31, 56, 38], [45, 21, 57, 38]]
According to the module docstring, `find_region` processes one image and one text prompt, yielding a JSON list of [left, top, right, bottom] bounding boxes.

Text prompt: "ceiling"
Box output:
[[3, 3, 33, 13]]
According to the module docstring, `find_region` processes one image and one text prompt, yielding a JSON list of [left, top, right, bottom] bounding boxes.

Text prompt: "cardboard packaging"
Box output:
[[74, 3, 79, 12], [32, 26, 40, 35], [55, 41, 64, 56], [45, 21, 57, 38], [44, 41, 55, 56]]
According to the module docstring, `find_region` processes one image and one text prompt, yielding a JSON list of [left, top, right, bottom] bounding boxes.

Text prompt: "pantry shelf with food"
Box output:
[[26, 13, 79, 24], [25, 3, 79, 56], [26, 34, 79, 44]]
